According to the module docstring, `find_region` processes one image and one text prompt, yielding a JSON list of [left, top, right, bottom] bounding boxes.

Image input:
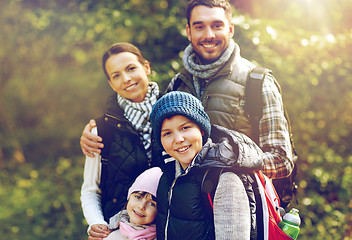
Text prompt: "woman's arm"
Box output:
[[80, 127, 109, 234], [213, 172, 251, 240]]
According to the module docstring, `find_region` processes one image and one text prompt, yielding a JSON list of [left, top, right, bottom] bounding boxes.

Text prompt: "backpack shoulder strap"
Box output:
[[244, 67, 271, 124], [200, 168, 224, 220], [245, 67, 296, 155], [201, 168, 262, 240], [245, 67, 299, 208]]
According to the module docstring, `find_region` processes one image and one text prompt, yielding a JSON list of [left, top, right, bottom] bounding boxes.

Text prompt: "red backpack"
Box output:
[[201, 169, 292, 240], [255, 171, 292, 240]]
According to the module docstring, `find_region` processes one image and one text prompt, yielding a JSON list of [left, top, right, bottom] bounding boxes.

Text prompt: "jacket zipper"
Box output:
[[164, 164, 197, 239]]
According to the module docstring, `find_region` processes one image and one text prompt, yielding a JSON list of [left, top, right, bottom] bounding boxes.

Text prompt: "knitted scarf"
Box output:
[[119, 221, 156, 240], [118, 82, 159, 160], [112, 210, 156, 240], [182, 39, 235, 98]]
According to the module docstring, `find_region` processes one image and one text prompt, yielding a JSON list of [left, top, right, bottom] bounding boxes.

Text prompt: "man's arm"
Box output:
[[80, 119, 104, 157], [260, 74, 294, 179]]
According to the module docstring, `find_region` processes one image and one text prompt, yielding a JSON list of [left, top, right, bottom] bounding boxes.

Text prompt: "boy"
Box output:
[[150, 91, 263, 240]]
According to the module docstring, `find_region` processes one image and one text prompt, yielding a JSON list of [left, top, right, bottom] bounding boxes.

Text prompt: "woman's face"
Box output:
[[160, 115, 204, 170], [127, 192, 157, 225], [106, 52, 150, 102]]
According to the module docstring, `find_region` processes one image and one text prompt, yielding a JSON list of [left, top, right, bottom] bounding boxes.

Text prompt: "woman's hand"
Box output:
[[80, 119, 104, 157], [88, 224, 110, 240]]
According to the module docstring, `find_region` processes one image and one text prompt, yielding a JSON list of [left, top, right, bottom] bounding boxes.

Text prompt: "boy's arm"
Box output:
[[213, 172, 250, 240], [80, 119, 104, 157]]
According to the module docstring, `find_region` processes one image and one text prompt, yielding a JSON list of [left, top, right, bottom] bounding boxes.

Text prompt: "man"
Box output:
[[166, 0, 294, 179], [81, 0, 294, 180]]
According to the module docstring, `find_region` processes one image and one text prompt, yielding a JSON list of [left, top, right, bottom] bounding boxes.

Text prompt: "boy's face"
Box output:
[[127, 192, 157, 225], [186, 5, 234, 64], [106, 52, 151, 103], [160, 115, 204, 170]]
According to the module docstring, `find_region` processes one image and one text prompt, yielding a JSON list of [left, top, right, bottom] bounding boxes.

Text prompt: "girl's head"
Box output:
[[102, 43, 151, 102], [126, 167, 162, 225], [150, 91, 211, 169]]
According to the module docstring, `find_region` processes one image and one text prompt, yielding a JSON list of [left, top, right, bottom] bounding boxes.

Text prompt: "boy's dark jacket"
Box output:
[[157, 124, 263, 240]]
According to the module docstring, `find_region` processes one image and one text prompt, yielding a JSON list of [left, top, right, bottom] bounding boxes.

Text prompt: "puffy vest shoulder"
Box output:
[[173, 54, 257, 140]]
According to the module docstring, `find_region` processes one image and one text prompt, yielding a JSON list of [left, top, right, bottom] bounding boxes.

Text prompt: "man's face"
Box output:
[[186, 5, 234, 64]]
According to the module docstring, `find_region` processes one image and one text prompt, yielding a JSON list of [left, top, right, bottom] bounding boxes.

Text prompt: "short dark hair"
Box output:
[[186, 0, 233, 26], [102, 43, 147, 80]]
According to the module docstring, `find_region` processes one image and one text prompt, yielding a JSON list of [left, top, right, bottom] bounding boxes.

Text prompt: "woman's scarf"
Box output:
[[118, 82, 159, 159], [182, 39, 235, 98]]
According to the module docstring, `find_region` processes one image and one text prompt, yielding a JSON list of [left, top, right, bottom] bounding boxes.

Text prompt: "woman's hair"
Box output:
[[102, 42, 147, 80]]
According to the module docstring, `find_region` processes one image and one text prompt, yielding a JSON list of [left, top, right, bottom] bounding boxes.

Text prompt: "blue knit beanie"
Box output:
[[150, 91, 211, 148]]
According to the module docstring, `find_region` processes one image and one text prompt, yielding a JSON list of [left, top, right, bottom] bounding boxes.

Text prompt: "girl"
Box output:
[[150, 91, 263, 240], [80, 43, 164, 240], [104, 167, 162, 240]]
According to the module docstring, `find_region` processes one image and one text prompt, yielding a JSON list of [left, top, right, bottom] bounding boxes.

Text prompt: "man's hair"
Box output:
[[186, 0, 233, 26]]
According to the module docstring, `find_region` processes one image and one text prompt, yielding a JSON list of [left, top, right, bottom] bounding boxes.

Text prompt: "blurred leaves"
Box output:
[[0, 0, 351, 239]]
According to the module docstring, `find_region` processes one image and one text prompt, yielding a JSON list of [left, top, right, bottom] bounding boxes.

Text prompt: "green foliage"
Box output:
[[0, 0, 351, 239], [0, 157, 86, 239]]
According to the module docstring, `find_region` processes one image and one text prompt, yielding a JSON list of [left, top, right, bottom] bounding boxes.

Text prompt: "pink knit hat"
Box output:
[[127, 167, 163, 200]]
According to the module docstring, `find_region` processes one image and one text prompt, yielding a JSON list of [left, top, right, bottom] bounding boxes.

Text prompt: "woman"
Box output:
[[80, 43, 165, 240]]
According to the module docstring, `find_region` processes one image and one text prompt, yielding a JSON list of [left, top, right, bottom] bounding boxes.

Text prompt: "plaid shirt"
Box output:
[[260, 74, 293, 179]]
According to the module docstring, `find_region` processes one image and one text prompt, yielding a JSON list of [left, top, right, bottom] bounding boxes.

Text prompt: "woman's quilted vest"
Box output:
[[98, 95, 164, 222]]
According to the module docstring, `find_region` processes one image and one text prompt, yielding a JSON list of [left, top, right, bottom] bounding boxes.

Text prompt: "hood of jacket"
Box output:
[[191, 125, 263, 172]]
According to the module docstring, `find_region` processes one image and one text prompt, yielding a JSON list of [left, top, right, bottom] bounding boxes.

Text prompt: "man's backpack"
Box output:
[[244, 67, 298, 209], [201, 168, 292, 240]]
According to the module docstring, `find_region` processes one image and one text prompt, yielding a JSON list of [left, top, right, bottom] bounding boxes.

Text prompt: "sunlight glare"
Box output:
[[266, 26, 278, 40]]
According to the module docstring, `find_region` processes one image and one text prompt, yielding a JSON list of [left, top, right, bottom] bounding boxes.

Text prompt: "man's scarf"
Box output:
[[182, 39, 235, 98]]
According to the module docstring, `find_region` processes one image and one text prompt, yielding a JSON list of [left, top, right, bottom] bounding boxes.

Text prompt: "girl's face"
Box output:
[[160, 115, 204, 170], [106, 52, 151, 103], [126, 192, 157, 225]]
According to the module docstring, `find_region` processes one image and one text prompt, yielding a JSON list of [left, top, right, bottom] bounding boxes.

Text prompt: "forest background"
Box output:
[[0, 0, 351, 239]]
